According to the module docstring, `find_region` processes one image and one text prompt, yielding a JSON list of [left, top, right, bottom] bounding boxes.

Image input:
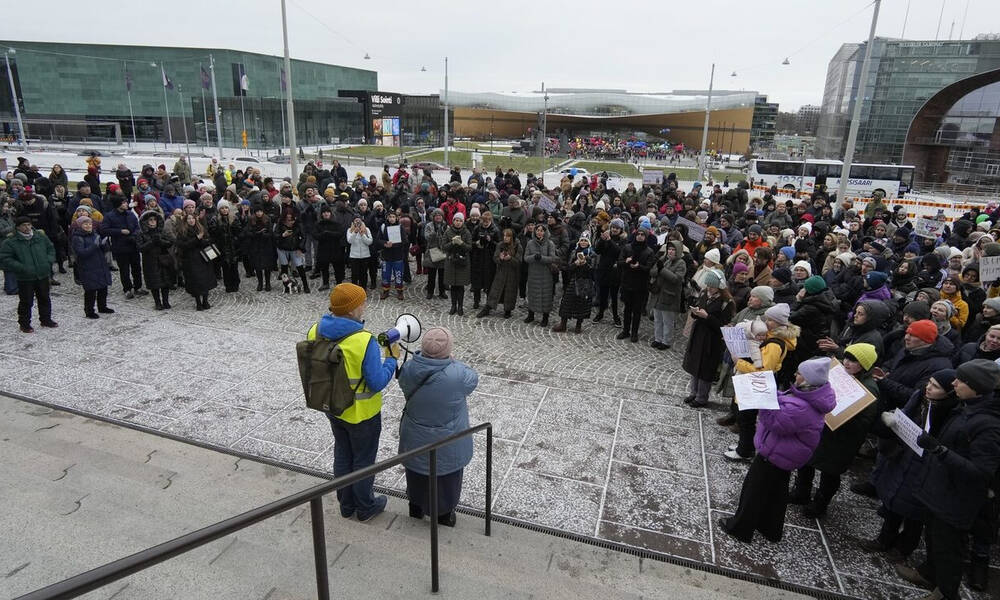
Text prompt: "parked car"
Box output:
[[558, 167, 590, 177], [267, 155, 291, 164]]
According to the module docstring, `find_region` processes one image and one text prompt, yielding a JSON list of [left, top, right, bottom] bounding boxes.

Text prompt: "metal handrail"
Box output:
[[16, 422, 495, 600]]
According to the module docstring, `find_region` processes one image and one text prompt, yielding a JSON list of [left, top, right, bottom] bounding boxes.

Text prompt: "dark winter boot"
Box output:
[[540, 313, 549, 327], [593, 310, 604, 323], [552, 318, 567, 332], [574, 319, 583, 334], [264, 271, 272, 292], [970, 557, 989, 591], [472, 290, 481, 310], [397, 287, 404, 300], [449, 297, 457, 315], [381, 288, 390, 300], [159, 288, 170, 310], [256, 272, 264, 291], [297, 266, 310, 294], [456, 292, 465, 316], [195, 296, 205, 311], [152, 289, 164, 310], [201, 295, 211, 310], [788, 472, 814, 505], [523, 311, 535, 324], [476, 306, 491, 318]]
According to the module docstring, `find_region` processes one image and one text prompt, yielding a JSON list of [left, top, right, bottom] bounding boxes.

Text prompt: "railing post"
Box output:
[[310, 498, 331, 600], [429, 448, 439, 593], [485, 426, 493, 537]]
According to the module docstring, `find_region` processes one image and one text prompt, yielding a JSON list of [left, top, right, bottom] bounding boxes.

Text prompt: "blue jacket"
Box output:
[[315, 314, 396, 394], [101, 209, 140, 255], [397, 352, 478, 475], [159, 193, 184, 216], [71, 230, 112, 290]]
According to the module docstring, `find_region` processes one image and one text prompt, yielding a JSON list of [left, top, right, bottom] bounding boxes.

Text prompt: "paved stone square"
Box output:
[[1, 271, 997, 599]]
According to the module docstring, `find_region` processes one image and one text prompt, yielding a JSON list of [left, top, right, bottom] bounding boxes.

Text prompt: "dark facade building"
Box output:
[[0, 41, 378, 148], [750, 95, 778, 150], [816, 34, 1000, 186]]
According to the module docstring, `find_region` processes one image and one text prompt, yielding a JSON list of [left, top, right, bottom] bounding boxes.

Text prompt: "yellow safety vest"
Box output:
[[306, 323, 382, 424]]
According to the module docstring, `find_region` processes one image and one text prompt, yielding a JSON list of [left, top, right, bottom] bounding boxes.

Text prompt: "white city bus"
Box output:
[[749, 159, 915, 198]]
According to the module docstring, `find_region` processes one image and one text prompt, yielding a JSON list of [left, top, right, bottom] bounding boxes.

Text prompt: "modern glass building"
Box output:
[[0, 41, 380, 148], [816, 35, 1000, 172]]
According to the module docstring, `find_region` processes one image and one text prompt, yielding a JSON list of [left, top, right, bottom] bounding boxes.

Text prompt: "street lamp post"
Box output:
[[443, 56, 449, 168], [697, 63, 716, 184], [177, 84, 191, 172], [837, 0, 881, 204], [5, 49, 27, 150], [281, 0, 298, 181]]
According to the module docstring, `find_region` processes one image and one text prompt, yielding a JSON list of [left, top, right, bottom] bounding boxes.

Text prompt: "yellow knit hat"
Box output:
[[844, 343, 878, 372], [329, 283, 367, 315]]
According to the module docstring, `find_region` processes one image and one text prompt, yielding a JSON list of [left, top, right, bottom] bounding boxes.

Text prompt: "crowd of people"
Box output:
[[2, 152, 1000, 598]]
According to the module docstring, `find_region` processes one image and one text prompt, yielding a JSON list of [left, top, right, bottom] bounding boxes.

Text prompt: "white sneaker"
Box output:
[[723, 449, 753, 462], [727, 443, 738, 452]]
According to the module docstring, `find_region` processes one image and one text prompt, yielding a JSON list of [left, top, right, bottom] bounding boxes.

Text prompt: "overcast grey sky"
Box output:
[[10, 0, 1000, 111]]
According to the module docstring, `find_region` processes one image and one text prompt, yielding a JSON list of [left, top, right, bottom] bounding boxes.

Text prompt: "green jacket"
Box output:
[[0, 232, 56, 281]]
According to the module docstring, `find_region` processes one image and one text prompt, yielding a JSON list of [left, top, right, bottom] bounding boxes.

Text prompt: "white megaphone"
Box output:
[[377, 313, 422, 347]]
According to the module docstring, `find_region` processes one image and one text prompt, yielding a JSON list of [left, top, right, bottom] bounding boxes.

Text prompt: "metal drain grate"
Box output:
[[3, 390, 859, 600]]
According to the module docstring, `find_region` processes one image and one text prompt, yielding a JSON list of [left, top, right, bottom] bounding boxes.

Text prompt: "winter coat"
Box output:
[[313, 218, 344, 265], [174, 229, 218, 295], [524, 230, 558, 313], [346, 227, 373, 259], [500, 205, 527, 235], [70, 229, 112, 291], [735, 325, 799, 374], [755, 383, 837, 471], [618, 239, 656, 292], [209, 215, 243, 264], [683, 290, 735, 381], [558, 247, 595, 319], [773, 282, 799, 306], [375, 221, 408, 263], [101, 209, 140, 255], [136, 213, 175, 289], [470, 221, 500, 291], [275, 222, 306, 253], [442, 225, 472, 287], [789, 290, 835, 360], [878, 336, 955, 410], [873, 390, 959, 521], [243, 217, 277, 271], [915, 393, 1000, 529], [594, 232, 626, 287], [423, 220, 448, 268], [397, 352, 478, 476], [652, 241, 688, 312], [0, 231, 55, 282], [809, 371, 880, 475], [487, 240, 522, 310], [836, 300, 891, 361], [938, 288, 970, 331]]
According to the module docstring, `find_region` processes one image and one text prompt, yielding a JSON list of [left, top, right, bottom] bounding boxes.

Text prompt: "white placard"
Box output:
[[733, 371, 779, 411], [889, 408, 925, 456], [386, 225, 401, 244], [721, 326, 751, 359], [828, 364, 868, 416], [674, 216, 706, 242], [656, 232, 668, 246], [642, 169, 662, 185], [537, 196, 557, 213], [914, 217, 945, 240], [981, 256, 1000, 282]]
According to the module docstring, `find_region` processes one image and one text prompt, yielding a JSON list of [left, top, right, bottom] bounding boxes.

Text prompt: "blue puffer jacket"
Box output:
[[397, 352, 478, 475]]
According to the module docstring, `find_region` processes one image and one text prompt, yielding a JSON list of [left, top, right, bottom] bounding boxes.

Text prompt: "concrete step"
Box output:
[[1, 396, 808, 600]]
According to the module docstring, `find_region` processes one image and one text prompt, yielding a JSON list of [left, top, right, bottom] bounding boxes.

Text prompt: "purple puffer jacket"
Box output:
[[754, 383, 837, 471]]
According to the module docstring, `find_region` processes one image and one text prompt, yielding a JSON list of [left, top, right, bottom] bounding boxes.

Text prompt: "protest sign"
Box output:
[[981, 256, 1000, 282], [656, 232, 668, 246], [824, 359, 877, 431], [889, 408, 925, 456], [537, 196, 557, 213], [675, 216, 706, 242], [642, 169, 662, 185], [733, 371, 779, 411], [721, 326, 751, 359], [387, 225, 401, 244], [914, 217, 945, 240]]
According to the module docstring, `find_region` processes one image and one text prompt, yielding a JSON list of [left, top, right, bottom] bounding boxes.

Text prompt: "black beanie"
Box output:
[[956, 359, 1000, 394], [903, 300, 931, 321]]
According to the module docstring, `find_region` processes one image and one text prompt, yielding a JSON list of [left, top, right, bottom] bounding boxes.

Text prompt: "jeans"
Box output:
[[689, 372, 712, 404], [653, 309, 678, 344], [17, 279, 52, 327], [3, 270, 16, 294], [381, 260, 403, 289], [303, 234, 317, 268], [114, 252, 142, 292], [276, 249, 304, 268], [327, 413, 382, 518], [597, 284, 619, 317]]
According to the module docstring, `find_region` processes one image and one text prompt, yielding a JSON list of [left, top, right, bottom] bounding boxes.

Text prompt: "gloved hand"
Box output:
[[880, 411, 897, 429], [916, 431, 944, 454], [534, 253, 542, 261], [452, 235, 463, 245], [383, 343, 400, 359]]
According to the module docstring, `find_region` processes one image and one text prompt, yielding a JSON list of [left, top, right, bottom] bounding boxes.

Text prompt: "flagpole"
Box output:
[[177, 84, 191, 177], [239, 64, 247, 150], [124, 62, 137, 146], [281, 0, 298, 181], [209, 54, 224, 161]]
